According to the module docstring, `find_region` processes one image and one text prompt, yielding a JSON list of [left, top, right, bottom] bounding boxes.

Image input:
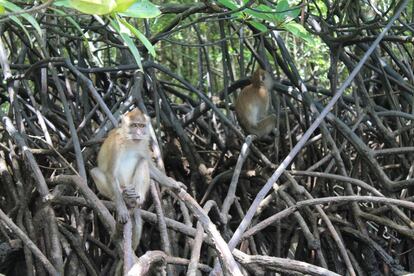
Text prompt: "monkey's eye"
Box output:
[[131, 123, 146, 128]]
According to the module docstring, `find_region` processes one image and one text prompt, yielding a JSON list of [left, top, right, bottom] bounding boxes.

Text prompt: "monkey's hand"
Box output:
[[116, 203, 130, 224], [122, 187, 139, 209]]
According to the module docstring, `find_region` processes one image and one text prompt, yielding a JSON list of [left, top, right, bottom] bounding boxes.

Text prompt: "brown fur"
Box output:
[[90, 108, 150, 250], [235, 68, 276, 137]]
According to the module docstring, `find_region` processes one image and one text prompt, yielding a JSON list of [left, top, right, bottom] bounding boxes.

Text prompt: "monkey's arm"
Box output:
[[251, 114, 277, 138], [241, 114, 276, 138], [121, 154, 150, 199], [122, 156, 150, 251]]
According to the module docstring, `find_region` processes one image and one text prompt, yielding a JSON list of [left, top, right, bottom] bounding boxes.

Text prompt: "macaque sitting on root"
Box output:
[[90, 108, 150, 253], [235, 68, 276, 138]]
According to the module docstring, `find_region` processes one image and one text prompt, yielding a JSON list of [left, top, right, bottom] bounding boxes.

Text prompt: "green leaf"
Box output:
[[120, 0, 160, 18], [216, 0, 238, 10], [244, 2, 300, 26], [69, 0, 116, 15], [49, 7, 85, 36], [118, 17, 155, 56], [245, 4, 274, 21], [288, 7, 301, 20], [53, 0, 72, 8], [284, 21, 314, 45], [249, 20, 268, 32], [275, 0, 289, 13], [0, 2, 32, 44], [10, 15, 32, 46], [114, 0, 136, 12], [275, 0, 300, 22], [309, 0, 327, 17], [110, 16, 143, 70], [0, 102, 10, 114], [0, 0, 43, 37], [0, 3, 31, 42]]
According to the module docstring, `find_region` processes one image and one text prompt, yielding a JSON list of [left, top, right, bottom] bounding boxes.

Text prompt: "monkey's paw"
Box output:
[[122, 187, 139, 199], [122, 188, 139, 209], [117, 205, 130, 224]]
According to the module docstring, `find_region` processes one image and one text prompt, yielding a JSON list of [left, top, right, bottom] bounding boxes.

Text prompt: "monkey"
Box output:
[[90, 108, 150, 251], [235, 68, 276, 138]]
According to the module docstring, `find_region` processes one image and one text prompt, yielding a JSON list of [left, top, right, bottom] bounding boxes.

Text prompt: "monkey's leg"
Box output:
[[90, 168, 129, 224], [132, 159, 150, 206], [90, 168, 113, 199], [126, 159, 149, 251], [111, 178, 130, 224], [253, 114, 277, 137]]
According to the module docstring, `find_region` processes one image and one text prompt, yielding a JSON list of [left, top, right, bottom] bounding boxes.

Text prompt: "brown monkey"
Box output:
[[235, 68, 276, 138], [90, 108, 150, 250]]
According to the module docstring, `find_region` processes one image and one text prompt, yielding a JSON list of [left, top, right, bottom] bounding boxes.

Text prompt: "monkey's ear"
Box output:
[[120, 113, 127, 125]]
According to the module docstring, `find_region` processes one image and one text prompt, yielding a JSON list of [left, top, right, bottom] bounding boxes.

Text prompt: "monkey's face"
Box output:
[[261, 71, 273, 90], [259, 70, 266, 82], [259, 70, 271, 86], [127, 120, 148, 140], [122, 108, 149, 141], [252, 68, 272, 89]]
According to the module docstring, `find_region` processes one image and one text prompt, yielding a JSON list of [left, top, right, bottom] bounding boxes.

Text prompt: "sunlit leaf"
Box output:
[[120, 0, 160, 18], [110, 16, 143, 69], [284, 21, 314, 45], [245, 4, 273, 21], [309, 0, 327, 17], [0, 0, 43, 37], [53, 0, 72, 8], [288, 7, 301, 20], [69, 0, 116, 15], [275, 0, 289, 14], [0, 2, 31, 44], [249, 20, 268, 32], [0, 102, 10, 113], [119, 17, 155, 56], [10, 15, 32, 46], [275, 0, 300, 21], [244, 2, 300, 25], [216, 0, 238, 10], [114, 0, 135, 12]]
